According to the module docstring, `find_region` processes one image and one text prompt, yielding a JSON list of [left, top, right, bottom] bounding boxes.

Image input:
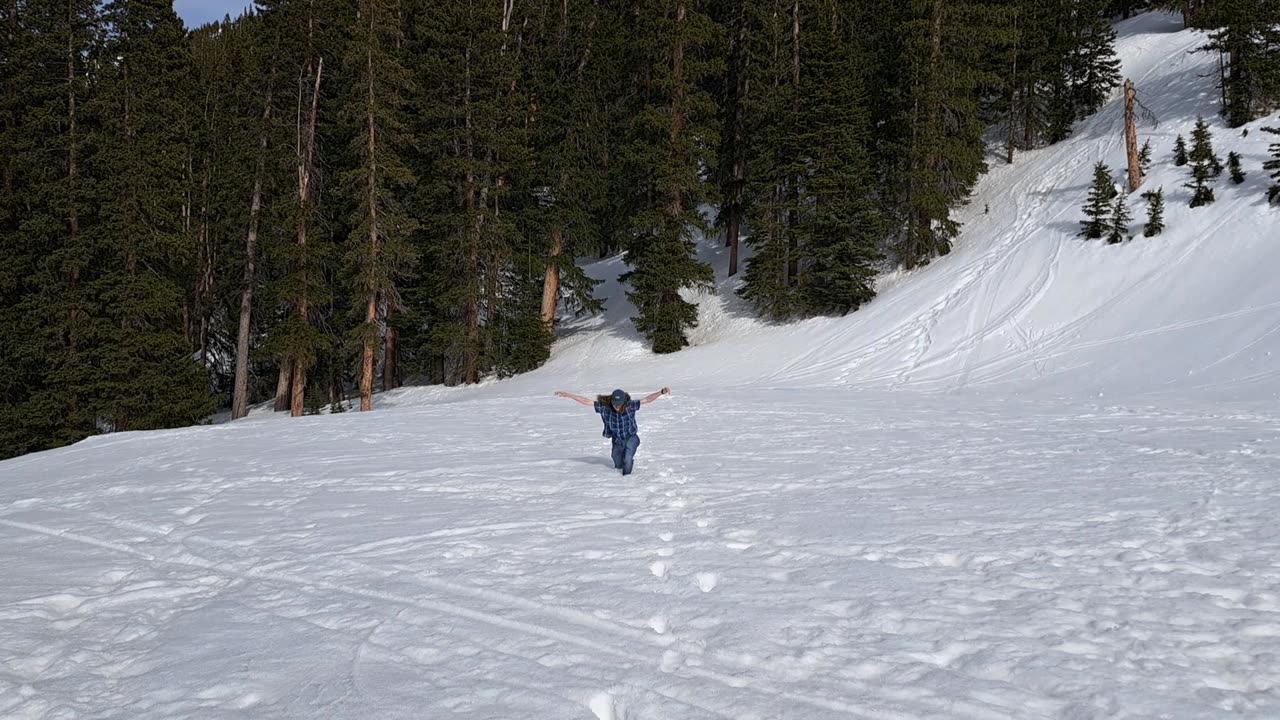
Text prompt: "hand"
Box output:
[[661, 387, 671, 395], [554, 391, 569, 398]]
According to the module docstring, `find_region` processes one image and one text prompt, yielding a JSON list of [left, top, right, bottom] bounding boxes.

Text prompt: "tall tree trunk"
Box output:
[[290, 358, 306, 416], [360, 44, 378, 413], [1123, 78, 1140, 192], [196, 155, 213, 366], [232, 88, 272, 420], [275, 360, 291, 411], [192, 67, 220, 366], [383, 312, 398, 392], [540, 226, 562, 329], [360, 293, 376, 410], [291, 56, 323, 418]]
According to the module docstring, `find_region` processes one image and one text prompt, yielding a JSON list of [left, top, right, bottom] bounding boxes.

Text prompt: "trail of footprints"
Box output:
[[643, 470, 719, 638], [593, 467, 744, 719]]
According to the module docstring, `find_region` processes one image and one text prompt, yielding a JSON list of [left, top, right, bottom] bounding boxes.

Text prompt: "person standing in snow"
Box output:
[[554, 387, 671, 475]]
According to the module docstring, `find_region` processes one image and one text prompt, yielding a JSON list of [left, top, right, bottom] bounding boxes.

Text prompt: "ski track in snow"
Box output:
[[4, 11, 1280, 720]]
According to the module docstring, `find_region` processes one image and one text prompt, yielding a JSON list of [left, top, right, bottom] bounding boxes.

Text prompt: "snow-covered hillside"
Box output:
[[3, 12, 1279, 720], [463, 10, 1278, 405]]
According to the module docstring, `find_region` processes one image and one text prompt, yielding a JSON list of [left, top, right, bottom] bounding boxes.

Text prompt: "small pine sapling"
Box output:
[[1227, 151, 1246, 184], [1189, 117, 1223, 174], [1106, 193, 1131, 245], [1079, 162, 1117, 239], [1185, 117, 1219, 207], [1141, 187, 1165, 237], [1185, 160, 1216, 207], [1138, 139, 1153, 175], [1173, 135, 1188, 166]]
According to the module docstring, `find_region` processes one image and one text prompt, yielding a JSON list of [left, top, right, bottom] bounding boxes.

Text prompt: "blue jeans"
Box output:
[[611, 435, 640, 475]]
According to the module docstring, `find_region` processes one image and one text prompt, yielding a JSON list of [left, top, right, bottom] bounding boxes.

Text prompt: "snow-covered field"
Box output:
[[3, 12, 1279, 720]]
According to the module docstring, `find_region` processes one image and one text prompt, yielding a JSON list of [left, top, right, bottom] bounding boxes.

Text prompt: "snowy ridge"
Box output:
[[2, 12, 1279, 720]]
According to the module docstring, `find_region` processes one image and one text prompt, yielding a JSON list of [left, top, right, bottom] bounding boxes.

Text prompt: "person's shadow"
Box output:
[[570, 456, 616, 468]]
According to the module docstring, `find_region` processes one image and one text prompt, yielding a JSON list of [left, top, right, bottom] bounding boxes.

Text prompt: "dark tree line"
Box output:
[[1, 0, 1131, 459]]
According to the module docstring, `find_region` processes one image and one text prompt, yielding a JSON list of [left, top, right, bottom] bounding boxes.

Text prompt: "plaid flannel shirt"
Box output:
[[594, 399, 641, 439]]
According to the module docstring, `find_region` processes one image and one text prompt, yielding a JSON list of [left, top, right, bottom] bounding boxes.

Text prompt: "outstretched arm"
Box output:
[[554, 391, 595, 407], [640, 387, 671, 405]]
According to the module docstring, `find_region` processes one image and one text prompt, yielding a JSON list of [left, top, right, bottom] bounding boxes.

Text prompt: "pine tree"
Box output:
[[1080, 161, 1117, 239], [87, 0, 215, 432], [1185, 116, 1219, 207], [1189, 117, 1222, 169], [795, 3, 884, 316], [0, 0, 100, 458], [739, 0, 887, 319], [1227, 151, 1246, 184], [1196, 0, 1280, 127], [618, 0, 719, 353], [521, 0, 610, 338], [258, 0, 348, 414], [404, 0, 534, 382], [1141, 187, 1165, 237], [715, 0, 749, 278], [1138, 139, 1153, 174], [190, 13, 273, 416], [216, 13, 277, 421], [1185, 159, 1216, 207], [738, 0, 805, 319], [1262, 126, 1280, 205], [1001, 0, 1050, 153], [1069, 1, 1123, 120], [1105, 192, 1131, 244], [1174, 134, 1188, 165], [340, 0, 417, 411], [892, 0, 1015, 267]]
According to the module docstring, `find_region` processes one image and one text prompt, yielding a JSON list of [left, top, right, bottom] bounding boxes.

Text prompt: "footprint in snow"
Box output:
[[650, 560, 671, 579], [696, 572, 719, 593], [588, 692, 623, 720], [660, 649, 683, 673]]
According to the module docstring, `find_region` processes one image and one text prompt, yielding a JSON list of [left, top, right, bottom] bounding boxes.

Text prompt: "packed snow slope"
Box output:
[[3, 12, 1280, 720]]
